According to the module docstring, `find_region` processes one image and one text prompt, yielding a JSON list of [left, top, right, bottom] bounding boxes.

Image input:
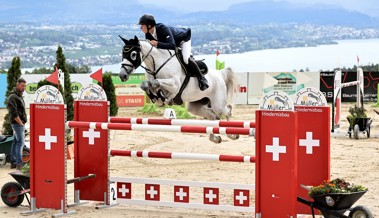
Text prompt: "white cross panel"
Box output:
[[205, 190, 217, 203], [175, 188, 188, 201], [236, 191, 248, 204], [118, 184, 130, 197], [299, 132, 320, 154], [39, 128, 57, 150], [147, 186, 158, 199], [83, 128, 101, 145], [266, 137, 286, 161]]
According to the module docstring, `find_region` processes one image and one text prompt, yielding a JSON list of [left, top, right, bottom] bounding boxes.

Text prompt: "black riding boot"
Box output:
[[187, 58, 209, 91]]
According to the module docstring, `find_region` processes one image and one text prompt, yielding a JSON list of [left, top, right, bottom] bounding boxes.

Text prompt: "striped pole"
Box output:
[[341, 81, 360, 88], [66, 121, 254, 136], [110, 150, 255, 163], [109, 117, 255, 128]]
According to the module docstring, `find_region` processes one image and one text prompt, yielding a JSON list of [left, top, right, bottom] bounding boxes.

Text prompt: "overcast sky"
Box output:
[[139, 0, 379, 17]]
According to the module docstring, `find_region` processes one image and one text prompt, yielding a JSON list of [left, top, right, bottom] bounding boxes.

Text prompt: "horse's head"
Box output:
[[119, 35, 142, 82]]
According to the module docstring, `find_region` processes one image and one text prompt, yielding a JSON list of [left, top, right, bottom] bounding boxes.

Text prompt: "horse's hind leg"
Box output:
[[212, 101, 240, 141], [187, 101, 222, 144]]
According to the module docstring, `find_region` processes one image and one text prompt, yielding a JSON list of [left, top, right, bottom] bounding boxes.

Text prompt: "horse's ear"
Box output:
[[119, 35, 129, 44], [134, 35, 139, 43]]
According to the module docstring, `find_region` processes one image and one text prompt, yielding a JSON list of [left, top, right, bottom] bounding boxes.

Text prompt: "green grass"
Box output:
[[138, 103, 195, 119]]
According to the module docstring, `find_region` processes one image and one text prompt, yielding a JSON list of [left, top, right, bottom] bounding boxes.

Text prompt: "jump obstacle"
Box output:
[[332, 68, 364, 132], [109, 150, 256, 163], [26, 85, 330, 217], [108, 117, 255, 128]]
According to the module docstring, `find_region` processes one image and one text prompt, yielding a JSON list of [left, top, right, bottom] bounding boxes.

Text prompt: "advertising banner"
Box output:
[[112, 73, 145, 107], [248, 72, 320, 104], [320, 71, 379, 102], [234, 72, 248, 105]]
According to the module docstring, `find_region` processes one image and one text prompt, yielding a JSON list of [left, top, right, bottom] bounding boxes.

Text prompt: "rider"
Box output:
[[138, 14, 209, 91]]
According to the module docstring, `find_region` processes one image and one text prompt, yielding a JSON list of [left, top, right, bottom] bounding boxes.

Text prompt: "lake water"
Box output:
[[23, 39, 379, 73]]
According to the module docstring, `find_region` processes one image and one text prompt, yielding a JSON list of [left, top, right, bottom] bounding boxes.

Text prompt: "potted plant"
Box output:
[[309, 178, 368, 210], [346, 105, 371, 139]]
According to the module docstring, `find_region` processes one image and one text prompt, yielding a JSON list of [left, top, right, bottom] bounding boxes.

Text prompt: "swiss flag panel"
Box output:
[[203, 188, 219, 205], [255, 110, 298, 218], [295, 106, 330, 215], [145, 184, 160, 201], [31, 104, 66, 210], [234, 189, 250, 207], [117, 182, 131, 199], [174, 186, 189, 203], [74, 100, 109, 202]]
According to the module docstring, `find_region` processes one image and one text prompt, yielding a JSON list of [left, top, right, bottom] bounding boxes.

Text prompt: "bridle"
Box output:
[[121, 40, 176, 79]]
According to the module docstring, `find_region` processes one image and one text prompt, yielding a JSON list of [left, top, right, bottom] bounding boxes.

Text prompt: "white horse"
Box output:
[[119, 36, 239, 143]]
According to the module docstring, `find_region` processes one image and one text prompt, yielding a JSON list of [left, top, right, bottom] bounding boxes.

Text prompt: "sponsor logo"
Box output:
[[76, 83, 107, 101], [294, 87, 327, 106], [259, 90, 294, 111], [34, 85, 64, 104], [71, 82, 82, 93]]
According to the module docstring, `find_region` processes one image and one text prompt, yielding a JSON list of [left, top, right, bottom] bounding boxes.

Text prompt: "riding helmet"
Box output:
[[138, 14, 156, 27]]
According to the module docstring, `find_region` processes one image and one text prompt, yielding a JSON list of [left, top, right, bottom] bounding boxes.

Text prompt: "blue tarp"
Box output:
[[0, 74, 7, 108]]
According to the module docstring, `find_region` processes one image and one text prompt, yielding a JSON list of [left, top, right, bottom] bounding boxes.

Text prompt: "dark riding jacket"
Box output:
[[7, 89, 27, 124], [145, 23, 191, 50]]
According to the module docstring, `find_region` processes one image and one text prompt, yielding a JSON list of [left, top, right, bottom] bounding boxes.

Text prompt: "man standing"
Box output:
[[7, 78, 27, 169]]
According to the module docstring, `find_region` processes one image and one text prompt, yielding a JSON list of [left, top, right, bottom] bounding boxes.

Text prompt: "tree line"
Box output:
[[2, 45, 118, 136]]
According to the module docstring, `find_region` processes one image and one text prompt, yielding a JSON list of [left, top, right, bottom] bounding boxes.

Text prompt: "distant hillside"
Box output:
[[0, 0, 377, 27], [180, 1, 379, 27]]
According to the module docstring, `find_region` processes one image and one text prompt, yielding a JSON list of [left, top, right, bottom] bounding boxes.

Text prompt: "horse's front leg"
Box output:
[[152, 78, 179, 102], [141, 80, 165, 106]]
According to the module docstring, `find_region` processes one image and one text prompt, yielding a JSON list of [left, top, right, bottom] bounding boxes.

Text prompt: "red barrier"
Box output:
[[255, 110, 298, 218], [295, 106, 330, 214], [109, 117, 255, 128], [110, 150, 256, 163], [74, 101, 109, 204], [66, 121, 254, 136], [29, 98, 329, 217], [30, 104, 67, 211]]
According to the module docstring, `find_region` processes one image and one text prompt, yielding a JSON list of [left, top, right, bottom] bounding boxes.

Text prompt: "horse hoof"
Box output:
[[227, 134, 240, 140], [140, 81, 150, 91], [209, 135, 222, 144], [155, 101, 164, 107], [167, 99, 174, 106], [152, 80, 160, 89], [227, 104, 233, 116]]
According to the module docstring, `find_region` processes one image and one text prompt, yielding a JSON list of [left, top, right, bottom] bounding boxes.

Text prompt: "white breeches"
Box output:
[[180, 40, 191, 64]]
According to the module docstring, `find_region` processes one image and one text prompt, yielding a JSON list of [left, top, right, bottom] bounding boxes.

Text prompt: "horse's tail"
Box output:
[[220, 67, 238, 103]]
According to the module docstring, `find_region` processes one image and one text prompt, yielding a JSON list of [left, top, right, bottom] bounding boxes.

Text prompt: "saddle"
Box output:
[[146, 49, 209, 106], [176, 48, 208, 76]]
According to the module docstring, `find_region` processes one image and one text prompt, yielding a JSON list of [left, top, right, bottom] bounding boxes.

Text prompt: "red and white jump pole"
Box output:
[[110, 150, 256, 163], [66, 121, 255, 136], [332, 68, 364, 132], [109, 117, 255, 128]]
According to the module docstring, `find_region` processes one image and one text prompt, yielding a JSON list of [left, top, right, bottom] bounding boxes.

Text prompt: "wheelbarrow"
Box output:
[[1, 171, 96, 207], [0, 135, 30, 165], [297, 191, 373, 218], [347, 117, 372, 139]]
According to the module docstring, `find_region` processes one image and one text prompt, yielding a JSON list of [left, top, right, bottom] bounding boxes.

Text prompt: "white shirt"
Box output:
[[152, 27, 157, 40]]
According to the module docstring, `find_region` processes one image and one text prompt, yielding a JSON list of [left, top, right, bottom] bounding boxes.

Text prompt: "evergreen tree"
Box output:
[[98, 73, 118, 116], [56, 45, 74, 121], [25, 67, 54, 74], [67, 64, 92, 74], [2, 57, 22, 135], [36, 80, 64, 94]]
